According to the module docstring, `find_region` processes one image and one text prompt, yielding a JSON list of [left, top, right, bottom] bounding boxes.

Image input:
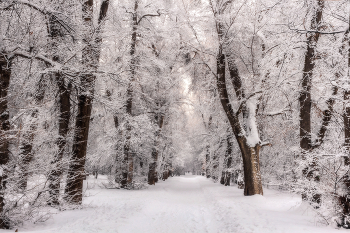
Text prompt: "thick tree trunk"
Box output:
[[340, 90, 350, 228], [18, 139, 34, 190], [148, 113, 164, 185], [0, 55, 11, 229], [299, 0, 324, 204], [64, 93, 93, 203], [48, 76, 71, 205], [339, 26, 350, 228], [148, 149, 158, 185], [300, 0, 324, 152], [46, 12, 72, 205], [121, 0, 138, 188], [18, 78, 45, 190], [238, 141, 263, 195], [65, 0, 109, 203], [226, 54, 248, 130], [217, 51, 263, 195]]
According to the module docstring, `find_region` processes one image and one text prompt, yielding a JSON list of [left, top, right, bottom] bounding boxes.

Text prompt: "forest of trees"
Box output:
[[0, 0, 350, 230]]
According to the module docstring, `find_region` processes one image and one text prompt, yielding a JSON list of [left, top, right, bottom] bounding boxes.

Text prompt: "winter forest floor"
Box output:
[[1, 175, 344, 233]]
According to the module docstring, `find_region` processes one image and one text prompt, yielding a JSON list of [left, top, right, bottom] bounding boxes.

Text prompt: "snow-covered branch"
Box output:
[[137, 9, 161, 25], [1, 0, 74, 33]]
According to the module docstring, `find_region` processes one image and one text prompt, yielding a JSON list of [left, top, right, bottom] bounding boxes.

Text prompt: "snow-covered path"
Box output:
[[7, 175, 343, 233]]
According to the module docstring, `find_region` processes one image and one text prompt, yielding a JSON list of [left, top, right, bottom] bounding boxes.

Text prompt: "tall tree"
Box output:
[[121, 0, 161, 188], [339, 24, 350, 228], [0, 54, 11, 228], [65, 0, 109, 204], [220, 128, 232, 186], [209, 0, 263, 195]]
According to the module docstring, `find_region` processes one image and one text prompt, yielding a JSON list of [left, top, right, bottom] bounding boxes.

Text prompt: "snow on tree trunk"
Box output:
[[216, 50, 263, 195]]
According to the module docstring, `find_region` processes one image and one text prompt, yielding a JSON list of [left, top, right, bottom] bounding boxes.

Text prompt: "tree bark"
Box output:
[[213, 6, 262, 194], [0, 55, 11, 229], [217, 50, 263, 195], [205, 116, 212, 178], [44, 11, 72, 205], [148, 149, 158, 185], [18, 78, 45, 190], [299, 0, 324, 204], [121, 0, 138, 188], [339, 26, 350, 228], [300, 0, 324, 152], [221, 131, 232, 186], [48, 76, 71, 205], [64, 0, 109, 203], [226, 54, 248, 131], [205, 146, 211, 178], [148, 112, 164, 185], [340, 89, 350, 228]]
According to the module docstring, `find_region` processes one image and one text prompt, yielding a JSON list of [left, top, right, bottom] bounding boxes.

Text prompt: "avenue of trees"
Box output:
[[0, 0, 350, 229]]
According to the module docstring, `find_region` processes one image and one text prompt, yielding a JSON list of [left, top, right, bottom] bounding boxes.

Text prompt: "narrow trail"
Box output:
[[15, 176, 341, 233]]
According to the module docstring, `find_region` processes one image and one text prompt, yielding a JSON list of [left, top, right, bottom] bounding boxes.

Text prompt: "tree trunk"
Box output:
[[340, 90, 350, 228], [0, 55, 11, 229], [64, 93, 93, 203], [221, 132, 232, 186], [300, 0, 324, 152], [238, 141, 263, 195], [106, 90, 123, 184], [148, 149, 158, 185], [64, 0, 109, 203], [226, 54, 248, 131], [48, 76, 71, 205], [148, 112, 164, 185], [45, 12, 72, 205], [18, 77, 45, 190], [205, 146, 210, 178], [339, 26, 350, 228], [217, 50, 263, 195], [299, 0, 324, 204], [113, 113, 123, 184], [121, 0, 138, 188]]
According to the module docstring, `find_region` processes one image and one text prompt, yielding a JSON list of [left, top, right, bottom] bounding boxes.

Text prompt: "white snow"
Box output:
[[246, 98, 260, 147], [3, 175, 344, 233]]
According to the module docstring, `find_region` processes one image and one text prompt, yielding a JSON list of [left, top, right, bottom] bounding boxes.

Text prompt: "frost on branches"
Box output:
[[0, 0, 350, 230]]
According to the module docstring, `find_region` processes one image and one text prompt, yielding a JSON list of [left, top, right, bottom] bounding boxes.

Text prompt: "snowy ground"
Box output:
[[1, 175, 344, 233]]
